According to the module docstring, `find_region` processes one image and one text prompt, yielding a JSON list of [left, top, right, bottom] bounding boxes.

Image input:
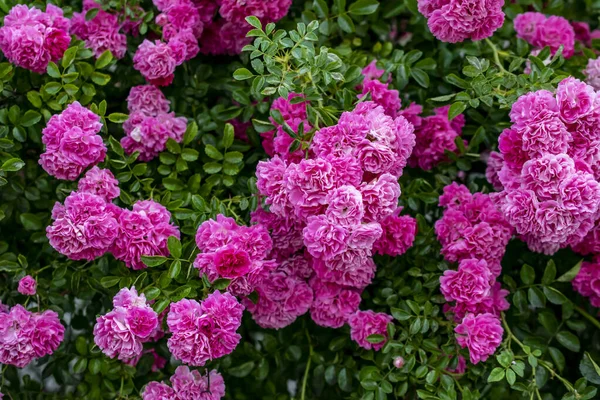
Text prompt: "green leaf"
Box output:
[[528, 287, 545, 308], [410, 68, 429, 88], [141, 255, 168, 267], [448, 102, 466, 120], [100, 276, 121, 288], [181, 148, 199, 162], [91, 72, 111, 86], [366, 334, 385, 344], [233, 68, 254, 80], [184, 121, 199, 145], [505, 369, 516, 385], [162, 178, 185, 191], [19, 213, 43, 231], [47, 62, 61, 78], [245, 16, 262, 29], [61, 47, 78, 69], [203, 162, 222, 174], [0, 260, 20, 272], [224, 151, 243, 164], [0, 63, 13, 79], [520, 264, 535, 285], [19, 110, 41, 127], [1, 158, 25, 172], [348, 0, 379, 15], [43, 82, 62, 95], [144, 287, 161, 301], [223, 123, 235, 148], [168, 260, 181, 279], [556, 331, 581, 352], [543, 286, 567, 305], [205, 145, 223, 160], [557, 260, 582, 282], [487, 367, 505, 382], [549, 347, 566, 372], [153, 298, 171, 314], [212, 278, 231, 290], [107, 113, 128, 123], [228, 361, 255, 378], [338, 14, 355, 33], [580, 352, 600, 384], [95, 50, 113, 69], [27, 91, 43, 108], [167, 236, 182, 259], [542, 260, 557, 284], [314, 0, 329, 17]]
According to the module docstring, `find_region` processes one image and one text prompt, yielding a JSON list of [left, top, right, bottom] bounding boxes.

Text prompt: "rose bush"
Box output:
[[2, 0, 600, 399]]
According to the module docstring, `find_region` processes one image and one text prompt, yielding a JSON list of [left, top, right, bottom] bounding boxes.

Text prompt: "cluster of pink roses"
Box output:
[[193, 215, 274, 296], [0, 304, 64, 368], [436, 183, 508, 364], [252, 97, 416, 348], [47, 164, 180, 269], [94, 287, 160, 361], [417, 0, 505, 44], [40, 102, 106, 181], [121, 85, 187, 161], [514, 12, 579, 58], [0, 4, 70, 73], [133, 0, 292, 86], [489, 78, 600, 255], [142, 366, 225, 400], [71, 0, 128, 59], [405, 104, 466, 170], [167, 291, 243, 366]]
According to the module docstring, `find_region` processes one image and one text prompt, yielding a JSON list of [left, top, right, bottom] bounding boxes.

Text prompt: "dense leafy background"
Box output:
[[2, 0, 600, 399]]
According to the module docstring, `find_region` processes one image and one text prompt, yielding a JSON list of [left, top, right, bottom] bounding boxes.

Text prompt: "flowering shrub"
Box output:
[[4, 0, 600, 399]]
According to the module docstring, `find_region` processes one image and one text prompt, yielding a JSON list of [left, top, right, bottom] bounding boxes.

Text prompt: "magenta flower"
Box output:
[[440, 259, 492, 303], [455, 313, 503, 364], [18, 275, 37, 296], [39, 102, 105, 181], [77, 166, 120, 202], [348, 310, 393, 351]]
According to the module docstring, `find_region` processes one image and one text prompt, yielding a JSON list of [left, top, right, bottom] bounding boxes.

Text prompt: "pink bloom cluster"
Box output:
[[47, 166, 179, 269], [0, 4, 70, 73], [111, 200, 181, 270], [47, 190, 119, 261], [252, 99, 416, 344], [71, 0, 127, 59], [243, 253, 314, 329], [0, 304, 64, 368], [133, 40, 185, 86], [348, 310, 393, 351], [406, 104, 466, 170], [436, 184, 509, 364], [17, 276, 37, 296], [122, 85, 187, 161], [167, 291, 243, 366], [193, 215, 275, 296], [436, 183, 513, 276], [455, 313, 503, 364], [514, 12, 575, 58], [198, 0, 292, 56], [39, 102, 106, 181], [93, 287, 159, 361], [492, 78, 600, 254], [572, 257, 600, 307], [358, 61, 402, 118], [142, 366, 225, 400], [418, 0, 505, 43]]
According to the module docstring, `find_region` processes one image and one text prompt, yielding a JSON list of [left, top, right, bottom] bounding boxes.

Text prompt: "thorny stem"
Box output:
[[300, 329, 313, 400], [485, 38, 508, 74]]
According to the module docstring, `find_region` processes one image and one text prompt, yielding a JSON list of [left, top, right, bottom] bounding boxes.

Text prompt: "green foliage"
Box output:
[[1, 0, 600, 399]]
